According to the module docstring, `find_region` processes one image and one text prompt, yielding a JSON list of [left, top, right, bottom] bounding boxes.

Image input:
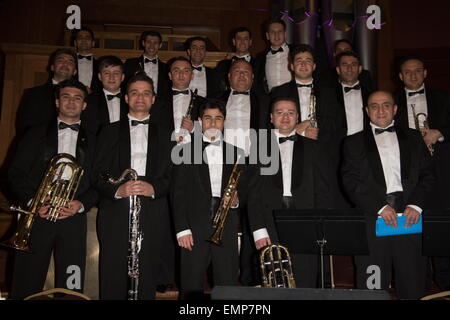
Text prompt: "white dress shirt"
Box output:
[[224, 91, 252, 155], [144, 56, 159, 93], [173, 89, 192, 144], [266, 43, 291, 91], [253, 130, 296, 243], [342, 82, 364, 135], [77, 54, 93, 88], [128, 114, 149, 176], [189, 64, 207, 97], [296, 80, 313, 122], [370, 122, 422, 214], [176, 136, 223, 239], [103, 89, 121, 123]]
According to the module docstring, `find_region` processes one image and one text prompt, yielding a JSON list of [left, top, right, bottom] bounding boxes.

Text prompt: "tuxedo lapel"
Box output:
[[336, 84, 347, 130], [425, 89, 437, 128], [269, 132, 284, 190], [119, 118, 131, 171], [397, 91, 409, 127], [198, 146, 212, 199], [146, 123, 157, 176], [221, 143, 234, 192], [249, 91, 259, 130], [45, 120, 58, 164], [290, 81, 302, 118], [364, 128, 386, 190], [396, 126, 411, 181], [75, 127, 88, 167], [290, 136, 304, 190]]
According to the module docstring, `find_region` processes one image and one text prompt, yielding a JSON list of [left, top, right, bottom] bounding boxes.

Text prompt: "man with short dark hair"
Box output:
[[83, 55, 128, 134], [342, 91, 435, 299], [9, 78, 97, 299], [17, 48, 78, 136], [254, 18, 292, 94], [124, 31, 169, 95], [93, 73, 174, 300], [184, 37, 219, 98], [73, 26, 100, 93]]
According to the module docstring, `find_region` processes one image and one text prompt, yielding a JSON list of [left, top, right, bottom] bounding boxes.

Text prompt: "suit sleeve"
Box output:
[[171, 148, 191, 233]]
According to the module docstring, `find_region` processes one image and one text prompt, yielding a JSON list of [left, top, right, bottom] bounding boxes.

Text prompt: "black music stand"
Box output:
[[423, 210, 450, 256], [273, 209, 369, 289]]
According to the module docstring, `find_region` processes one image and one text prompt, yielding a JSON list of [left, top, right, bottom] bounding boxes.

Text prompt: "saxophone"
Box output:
[[208, 156, 243, 246], [104, 169, 143, 300]]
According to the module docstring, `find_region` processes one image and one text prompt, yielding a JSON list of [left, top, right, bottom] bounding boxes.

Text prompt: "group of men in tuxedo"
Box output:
[[7, 17, 450, 300]]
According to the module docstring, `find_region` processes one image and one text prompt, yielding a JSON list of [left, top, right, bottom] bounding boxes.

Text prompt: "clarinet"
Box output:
[[178, 89, 198, 143], [104, 169, 143, 300]]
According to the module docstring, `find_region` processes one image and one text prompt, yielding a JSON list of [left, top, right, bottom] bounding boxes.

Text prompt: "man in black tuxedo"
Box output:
[[254, 18, 293, 94], [8, 79, 97, 299], [171, 99, 245, 299], [83, 55, 128, 134], [215, 27, 256, 92], [247, 97, 332, 288], [341, 91, 435, 299], [16, 48, 78, 136], [124, 31, 169, 96], [73, 27, 101, 93], [395, 56, 450, 291], [185, 36, 219, 98], [93, 73, 174, 300], [316, 39, 374, 92]]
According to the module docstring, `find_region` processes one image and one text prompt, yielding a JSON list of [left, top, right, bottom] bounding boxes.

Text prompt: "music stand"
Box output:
[[423, 210, 450, 256], [273, 209, 369, 289]]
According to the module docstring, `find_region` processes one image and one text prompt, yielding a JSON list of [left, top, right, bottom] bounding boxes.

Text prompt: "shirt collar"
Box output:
[[274, 129, 297, 139], [405, 84, 425, 94], [57, 118, 81, 125], [370, 120, 395, 133], [295, 79, 313, 86], [341, 80, 360, 88], [103, 88, 121, 96], [128, 114, 150, 122]]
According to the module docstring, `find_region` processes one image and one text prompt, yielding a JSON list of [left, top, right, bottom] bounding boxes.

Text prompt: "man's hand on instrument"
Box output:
[[38, 205, 51, 218], [133, 181, 155, 197], [57, 200, 83, 219], [181, 117, 194, 132], [295, 120, 310, 136], [403, 206, 421, 228], [421, 128, 442, 146], [380, 205, 398, 228], [255, 237, 272, 250], [304, 126, 319, 140], [178, 234, 194, 251]]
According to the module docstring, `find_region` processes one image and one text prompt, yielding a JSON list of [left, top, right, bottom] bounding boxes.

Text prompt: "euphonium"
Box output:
[[260, 244, 296, 288], [104, 169, 143, 300], [309, 85, 317, 128], [2, 153, 84, 252], [411, 104, 434, 155], [208, 156, 242, 246]]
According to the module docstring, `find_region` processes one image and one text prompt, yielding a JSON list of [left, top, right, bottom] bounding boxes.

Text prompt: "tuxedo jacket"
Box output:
[[394, 88, 450, 143], [8, 119, 98, 211], [75, 57, 101, 92], [171, 141, 247, 242], [254, 45, 293, 94], [216, 89, 270, 130], [16, 80, 56, 136], [247, 132, 333, 242], [151, 90, 206, 132], [214, 56, 256, 92], [270, 80, 346, 143], [334, 81, 372, 134], [123, 56, 169, 96], [83, 90, 128, 134], [341, 125, 435, 219]]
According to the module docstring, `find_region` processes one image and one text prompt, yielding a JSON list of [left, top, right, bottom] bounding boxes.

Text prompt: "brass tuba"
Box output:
[[208, 155, 243, 246], [260, 244, 296, 288], [2, 153, 84, 252], [411, 104, 434, 156]]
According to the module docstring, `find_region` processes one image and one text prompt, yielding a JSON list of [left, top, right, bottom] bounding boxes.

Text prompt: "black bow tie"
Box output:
[[279, 135, 298, 144], [78, 55, 92, 61], [106, 93, 122, 101], [193, 66, 202, 72], [270, 47, 284, 55], [173, 90, 190, 95], [374, 126, 396, 135], [344, 84, 361, 93], [59, 122, 80, 131], [131, 119, 150, 126], [297, 83, 313, 88], [144, 58, 157, 64], [202, 140, 221, 148], [408, 88, 425, 97], [232, 91, 250, 95], [232, 56, 249, 62]]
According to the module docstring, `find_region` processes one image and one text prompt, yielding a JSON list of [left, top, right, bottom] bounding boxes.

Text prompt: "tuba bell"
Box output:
[[2, 153, 84, 252], [260, 244, 296, 288]]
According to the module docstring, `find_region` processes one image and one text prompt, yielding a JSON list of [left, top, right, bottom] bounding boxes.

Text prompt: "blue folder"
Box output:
[[376, 215, 422, 237]]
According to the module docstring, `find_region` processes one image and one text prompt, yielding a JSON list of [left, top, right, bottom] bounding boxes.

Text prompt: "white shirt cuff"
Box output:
[[406, 205, 422, 214], [78, 203, 85, 213], [176, 229, 192, 239], [253, 228, 270, 242], [377, 205, 388, 215], [438, 136, 444, 142]]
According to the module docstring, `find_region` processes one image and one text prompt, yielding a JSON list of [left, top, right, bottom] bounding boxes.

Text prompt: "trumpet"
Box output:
[[104, 169, 143, 300], [411, 104, 434, 156], [260, 244, 296, 288], [309, 85, 317, 128], [208, 156, 242, 246], [2, 153, 84, 252]]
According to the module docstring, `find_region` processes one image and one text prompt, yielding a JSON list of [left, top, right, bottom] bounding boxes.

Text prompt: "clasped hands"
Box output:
[[379, 205, 421, 228]]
